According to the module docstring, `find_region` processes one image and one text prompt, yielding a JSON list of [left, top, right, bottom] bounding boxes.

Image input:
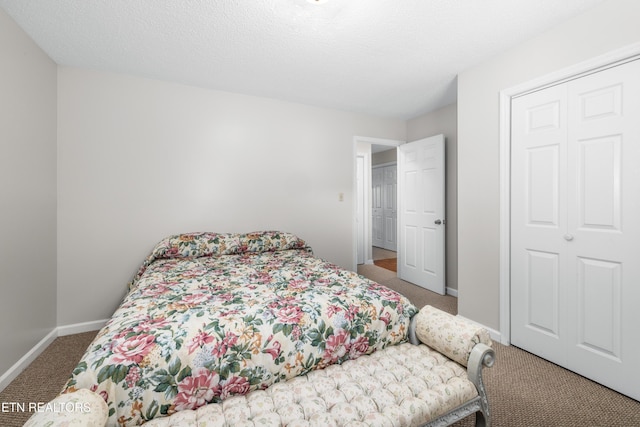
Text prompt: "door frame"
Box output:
[[352, 136, 404, 271], [499, 42, 640, 346]]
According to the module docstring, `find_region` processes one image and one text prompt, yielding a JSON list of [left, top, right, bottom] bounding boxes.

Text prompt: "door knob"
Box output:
[[564, 234, 574, 241], [435, 219, 442, 225]]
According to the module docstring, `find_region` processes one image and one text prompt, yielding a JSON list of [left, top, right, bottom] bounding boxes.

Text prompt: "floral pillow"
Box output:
[[150, 232, 241, 259], [129, 231, 311, 289], [238, 231, 309, 253]]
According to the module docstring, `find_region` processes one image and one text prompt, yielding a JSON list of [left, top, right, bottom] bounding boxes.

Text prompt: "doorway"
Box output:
[[354, 135, 447, 295], [353, 137, 402, 272]]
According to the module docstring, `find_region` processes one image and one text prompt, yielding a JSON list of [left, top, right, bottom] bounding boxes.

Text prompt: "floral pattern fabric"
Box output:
[[143, 343, 479, 427], [414, 305, 492, 367], [63, 232, 417, 426]]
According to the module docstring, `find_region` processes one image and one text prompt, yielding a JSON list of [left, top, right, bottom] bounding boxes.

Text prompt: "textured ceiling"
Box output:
[[0, 0, 605, 119]]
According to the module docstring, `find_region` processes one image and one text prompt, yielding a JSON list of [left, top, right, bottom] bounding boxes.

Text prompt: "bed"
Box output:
[[62, 231, 417, 426]]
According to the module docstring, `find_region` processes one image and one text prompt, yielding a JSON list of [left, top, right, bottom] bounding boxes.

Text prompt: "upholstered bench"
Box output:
[[25, 305, 495, 427]]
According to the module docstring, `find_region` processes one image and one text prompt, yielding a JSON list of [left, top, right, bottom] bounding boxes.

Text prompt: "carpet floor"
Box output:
[[1, 264, 639, 426], [358, 264, 640, 427]]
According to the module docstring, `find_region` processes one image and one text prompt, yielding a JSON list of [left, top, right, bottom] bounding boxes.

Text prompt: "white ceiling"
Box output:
[[0, 0, 606, 119]]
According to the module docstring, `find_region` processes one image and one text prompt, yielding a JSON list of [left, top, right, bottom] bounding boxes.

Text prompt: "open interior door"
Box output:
[[397, 135, 446, 294]]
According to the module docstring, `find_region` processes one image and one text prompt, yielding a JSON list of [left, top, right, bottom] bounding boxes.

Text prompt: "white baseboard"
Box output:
[[446, 287, 458, 297], [57, 319, 107, 337], [0, 328, 57, 393], [455, 314, 502, 344], [0, 319, 107, 393]]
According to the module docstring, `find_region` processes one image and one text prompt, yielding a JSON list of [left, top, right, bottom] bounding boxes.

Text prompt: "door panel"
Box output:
[[398, 135, 445, 294], [527, 146, 559, 226], [565, 59, 640, 400], [577, 257, 621, 360], [511, 83, 567, 363], [526, 250, 560, 337], [577, 136, 621, 230]]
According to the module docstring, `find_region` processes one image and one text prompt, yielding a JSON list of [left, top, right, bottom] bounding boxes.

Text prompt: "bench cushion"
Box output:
[[414, 306, 492, 367], [145, 342, 478, 427]]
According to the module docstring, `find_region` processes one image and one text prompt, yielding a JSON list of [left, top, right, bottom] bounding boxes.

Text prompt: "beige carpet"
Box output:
[[358, 263, 458, 314], [0, 331, 97, 427], [1, 266, 639, 427]]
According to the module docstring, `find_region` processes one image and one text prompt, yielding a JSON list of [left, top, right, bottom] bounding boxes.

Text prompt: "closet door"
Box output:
[[372, 167, 384, 248], [382, 165, 397, 251], [511, 59, 640, 400], [511, 83, 568, 364], [564, 60, 640, 400]]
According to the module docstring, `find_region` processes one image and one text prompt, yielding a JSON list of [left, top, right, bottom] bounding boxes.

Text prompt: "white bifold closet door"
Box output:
[[372, 167, 385, 248], [372, 164, 397, 251], [511, 59, 640, 401]]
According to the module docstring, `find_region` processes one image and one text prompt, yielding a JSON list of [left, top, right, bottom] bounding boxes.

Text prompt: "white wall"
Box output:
[[457, 0, 640, 331], [406, 103, 458, 293], [57, 68, 406, 325], [0, 9, 57, 375]]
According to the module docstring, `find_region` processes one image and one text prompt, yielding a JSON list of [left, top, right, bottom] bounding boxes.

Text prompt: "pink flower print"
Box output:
[[174, 367, 220, 411], [349, 336, 369, 358], [220, 309, 240, 317], [327, 304, 342, 317], [111, 334, 156, 365], [181, 268, 205, 279], [291, 325, 302, 341], [276, 305, 303, 324], [215, 293, 234, 303], [188, 330, 215, 354], [211, 341, 227, 359], [323, 329, 350, 363], [345, 304, 359, 321], [89, 384, 109, 402], [142, 284, 170, 298], [182, 293, 209, 306], [263, 340, 282, 360], [125, 366, 141, 388], [255, 272, 272, 284], [165, 247, 179, 257], [220, 376, 251, 400], [113, 328, 134, 341], [373, 285, 401, 302], [380, 312, 392, 325], [314, 278, 330, 286], [133, 317, 170, 333], [211, 332, 239, 358], [288, 279, 308, 291]]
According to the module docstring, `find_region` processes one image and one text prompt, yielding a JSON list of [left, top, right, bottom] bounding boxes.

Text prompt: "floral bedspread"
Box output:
[[63, 231, 417, 426]]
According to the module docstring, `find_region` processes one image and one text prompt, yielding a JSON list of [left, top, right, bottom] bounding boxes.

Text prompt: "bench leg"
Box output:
[[475, 402, 491, 427]]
